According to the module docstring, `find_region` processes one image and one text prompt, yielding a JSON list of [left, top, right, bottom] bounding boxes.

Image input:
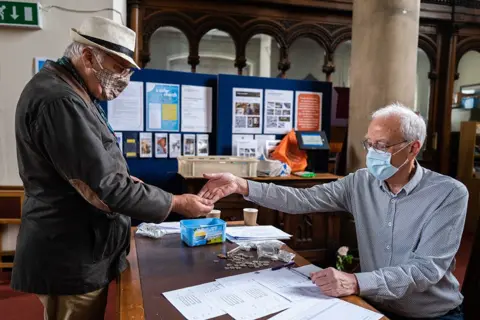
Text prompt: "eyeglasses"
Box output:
[[362, 139, 408, 153], [92, 50, 133, 77]]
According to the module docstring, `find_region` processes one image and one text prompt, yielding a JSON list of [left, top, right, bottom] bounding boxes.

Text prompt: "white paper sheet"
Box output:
[[264, 89, 294, 134], [233, 88, 263, 134], [181, 85, 213, 133], [107, 81, 144, 131], [183, 134, 196, 156], [232, 135, 254, 156], [216, 270, 266, 287], [269, 298, 384, 320], [169, 133, 182, 158], [114, 132, 123, 153], [196, 134, 209, 156], [154, 133, 168, 158], [226, 226, 292, 240], [254, 268, 324, 302], [163, 282, 226, 320], [158, 221, 180, 229], [205, 281, 291, 320], [139, 132, 153, 158], [254, 134, 276, 157], [236, 140, 258, 158], [148, 103, 162, 130]]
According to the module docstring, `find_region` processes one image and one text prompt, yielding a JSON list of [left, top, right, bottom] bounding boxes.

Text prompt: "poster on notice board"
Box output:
[[108, 81, 144, 131], [232, 88, 263, 134], [146, 83, 180, 132], [264, 89, 293, 134], [295, 91, 322, 131]]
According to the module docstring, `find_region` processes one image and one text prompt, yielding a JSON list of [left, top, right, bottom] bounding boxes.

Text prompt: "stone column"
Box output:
[[347, 0, 420, 171], [259, 34, 272, 77]]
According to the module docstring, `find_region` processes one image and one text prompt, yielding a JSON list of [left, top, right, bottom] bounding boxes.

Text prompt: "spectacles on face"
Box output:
[[92, 51, 133, 77], [362, 139, 408, 154]]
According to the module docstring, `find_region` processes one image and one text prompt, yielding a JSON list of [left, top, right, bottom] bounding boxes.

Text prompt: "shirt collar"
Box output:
[[378, 160, 423, 196]]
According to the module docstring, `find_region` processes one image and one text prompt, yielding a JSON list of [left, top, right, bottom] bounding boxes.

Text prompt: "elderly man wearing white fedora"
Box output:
[[13, 16, 213, 319]]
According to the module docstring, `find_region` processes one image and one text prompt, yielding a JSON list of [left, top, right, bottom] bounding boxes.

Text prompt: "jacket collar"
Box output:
[[42, 60, 94, 105]]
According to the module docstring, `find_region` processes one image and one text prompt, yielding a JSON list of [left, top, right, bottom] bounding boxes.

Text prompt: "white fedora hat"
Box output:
[[70, 16, 140, 69]]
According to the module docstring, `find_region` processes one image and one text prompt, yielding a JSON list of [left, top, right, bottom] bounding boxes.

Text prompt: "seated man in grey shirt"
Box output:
[[199, 103, 467, 320]]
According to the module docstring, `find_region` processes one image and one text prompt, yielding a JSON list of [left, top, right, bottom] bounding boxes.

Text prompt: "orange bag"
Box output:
[[270, 130, 307, 172]]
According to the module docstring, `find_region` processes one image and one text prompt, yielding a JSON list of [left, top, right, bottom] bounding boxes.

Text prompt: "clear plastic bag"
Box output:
[[277, 250, 296, 263], [136, 223, 168, 239], [256, 241, 294, 262]]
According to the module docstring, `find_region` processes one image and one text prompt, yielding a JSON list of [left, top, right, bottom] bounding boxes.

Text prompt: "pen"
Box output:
[[271, 261, 295, 271], [290, 267, 312, 280]]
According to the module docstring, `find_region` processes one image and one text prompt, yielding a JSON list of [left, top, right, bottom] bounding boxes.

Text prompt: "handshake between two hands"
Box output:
[[171, 173, 249, 219]]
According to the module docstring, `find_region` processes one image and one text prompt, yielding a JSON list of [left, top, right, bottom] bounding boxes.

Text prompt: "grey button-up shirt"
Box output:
[[246, 164, 468, 318]]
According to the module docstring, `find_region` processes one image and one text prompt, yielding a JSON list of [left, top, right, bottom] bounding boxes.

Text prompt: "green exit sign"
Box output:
[[0, 1, 41, 29]]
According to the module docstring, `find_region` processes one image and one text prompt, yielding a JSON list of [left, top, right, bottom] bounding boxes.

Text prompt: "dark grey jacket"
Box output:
[[12, 60, 173, 295]]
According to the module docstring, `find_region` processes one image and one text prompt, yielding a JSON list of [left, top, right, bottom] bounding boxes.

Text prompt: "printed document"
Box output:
[[107, 81, 144, 131], [254, 268, 325, 302], [181, 85, 212, 133], [205, 281, 291, 320], [270, 298, 384, 320], [163, 282, 226, 320]]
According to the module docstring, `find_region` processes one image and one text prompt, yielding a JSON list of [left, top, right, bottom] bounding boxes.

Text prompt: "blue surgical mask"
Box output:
[[366, 142, 411, 181]]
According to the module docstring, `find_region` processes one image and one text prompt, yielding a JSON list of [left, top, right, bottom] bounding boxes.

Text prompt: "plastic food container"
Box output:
[[177, 156, 259, 177], [180, 218, 226, 247]]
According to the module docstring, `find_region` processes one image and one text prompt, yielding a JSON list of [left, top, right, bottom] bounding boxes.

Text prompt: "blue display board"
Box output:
[[216, 74, 332, 156], [100, 69, 217, 189]]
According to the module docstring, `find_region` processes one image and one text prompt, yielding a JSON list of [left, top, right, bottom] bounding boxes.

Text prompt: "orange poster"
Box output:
[[295, 92, 322, 131]]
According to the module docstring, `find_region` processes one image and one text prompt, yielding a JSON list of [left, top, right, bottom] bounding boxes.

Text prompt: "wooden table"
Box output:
[[118, 225, 387, 320]]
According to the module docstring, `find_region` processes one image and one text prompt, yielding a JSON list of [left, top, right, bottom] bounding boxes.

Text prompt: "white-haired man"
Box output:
[[14, 17, 213, 319], [199, 103, 467, 320]]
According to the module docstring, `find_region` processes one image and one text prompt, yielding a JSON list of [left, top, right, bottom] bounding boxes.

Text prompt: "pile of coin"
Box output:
[[222, 252, 271, 270]]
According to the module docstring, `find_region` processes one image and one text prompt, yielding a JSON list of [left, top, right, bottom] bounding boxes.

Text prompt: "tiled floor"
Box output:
[[0, 232, 475, 319]]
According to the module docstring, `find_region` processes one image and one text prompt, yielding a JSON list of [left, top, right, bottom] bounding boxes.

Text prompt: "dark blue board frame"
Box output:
[[99, 69, 217, 191], [216, 74, 333, 157]]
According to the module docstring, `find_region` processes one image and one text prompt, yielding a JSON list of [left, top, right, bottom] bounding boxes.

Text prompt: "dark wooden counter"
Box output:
[[117, 225, 387, 320]]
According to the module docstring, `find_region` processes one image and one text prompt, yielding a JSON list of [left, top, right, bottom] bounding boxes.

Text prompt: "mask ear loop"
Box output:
[[392, 141, 414, 169]]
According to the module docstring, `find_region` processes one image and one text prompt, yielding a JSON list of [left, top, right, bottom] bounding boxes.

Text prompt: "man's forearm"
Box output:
[[355, 262, 443, 300], [243, 180, 348, 214]]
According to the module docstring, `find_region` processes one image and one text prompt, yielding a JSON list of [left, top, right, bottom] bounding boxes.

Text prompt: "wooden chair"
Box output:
[[462, 212, 479, 320], [0, 189, 23, 270]]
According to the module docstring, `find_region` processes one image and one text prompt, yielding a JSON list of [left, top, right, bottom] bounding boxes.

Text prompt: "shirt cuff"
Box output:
[[355, 272, 379, 297], [244, 180, 264, 202]]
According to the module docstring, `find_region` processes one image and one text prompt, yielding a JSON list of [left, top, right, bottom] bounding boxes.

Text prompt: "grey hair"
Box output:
[[63, 42, 105, 63], [372, 102, 427, 146]]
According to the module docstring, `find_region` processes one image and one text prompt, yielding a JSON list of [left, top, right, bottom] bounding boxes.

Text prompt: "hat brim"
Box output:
[[70, 28, 140, 70]]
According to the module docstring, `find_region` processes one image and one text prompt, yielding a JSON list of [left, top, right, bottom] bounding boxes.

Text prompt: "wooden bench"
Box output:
[[0, 187, 23, 270]]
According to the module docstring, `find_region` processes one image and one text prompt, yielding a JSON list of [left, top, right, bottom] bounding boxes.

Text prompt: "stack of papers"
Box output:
[[270, 298, 383, 320], [163, 264, 383, 320], [226, 226, 292, 243], [158, 221, 181, 232]]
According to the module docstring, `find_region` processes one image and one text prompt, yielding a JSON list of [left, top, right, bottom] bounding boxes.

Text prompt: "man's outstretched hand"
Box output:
[[172, 194, 214, 218], [198, 173, 248, 202]]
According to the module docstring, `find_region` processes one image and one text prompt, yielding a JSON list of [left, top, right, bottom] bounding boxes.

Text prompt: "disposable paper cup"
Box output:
[[207, 209, 221, 219], [243, 208, 258, 226]]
